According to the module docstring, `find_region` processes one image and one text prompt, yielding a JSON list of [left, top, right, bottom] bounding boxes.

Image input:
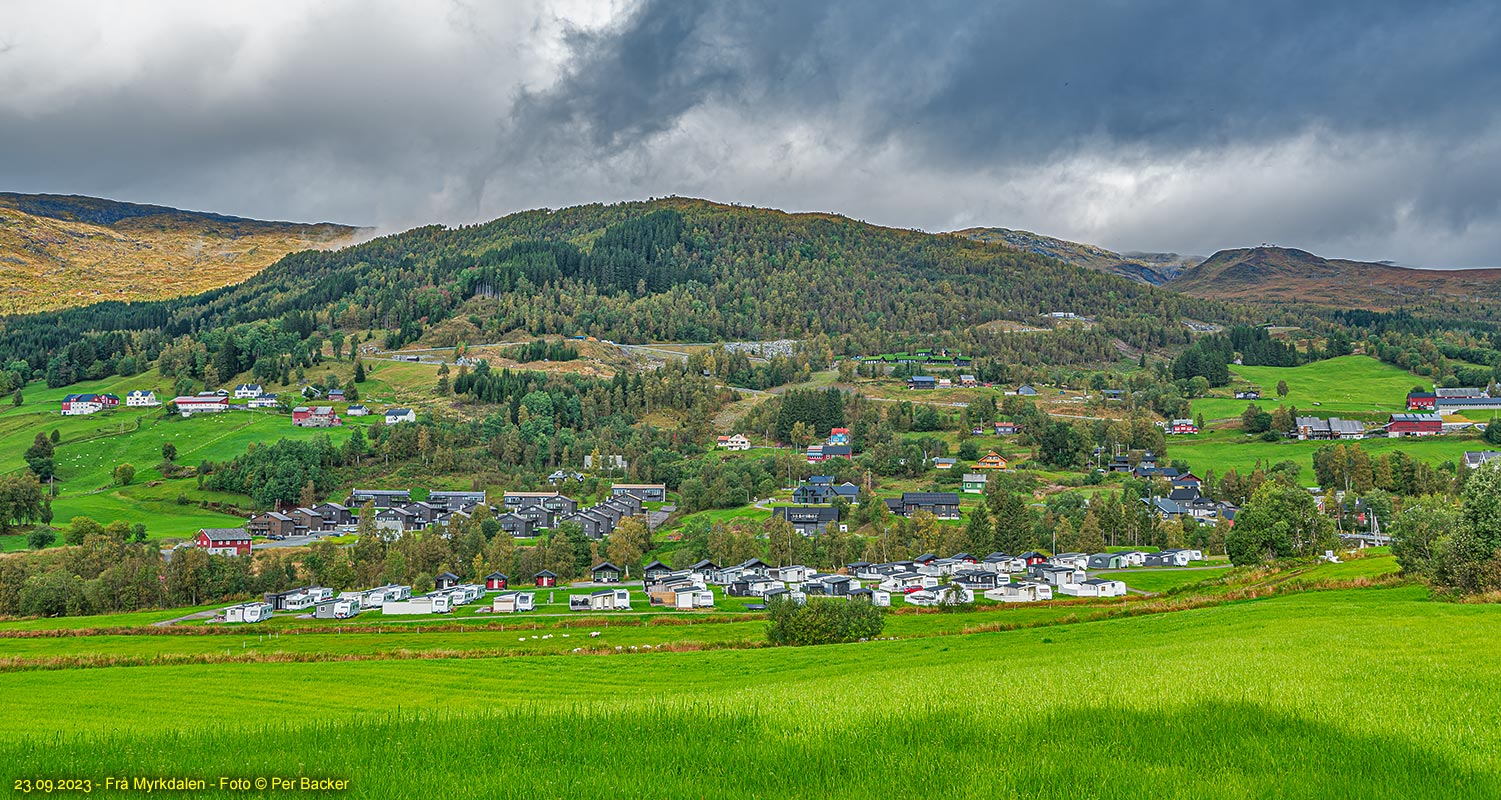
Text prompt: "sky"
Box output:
[[2, 0, 1499, 267]]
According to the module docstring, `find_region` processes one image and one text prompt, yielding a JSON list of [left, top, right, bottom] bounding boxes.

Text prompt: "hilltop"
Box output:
[[0, 192, 362, 314], [952, 227, 1201, 285], [0, 197, 1230, 376], [1167, 246, 1501, 309]]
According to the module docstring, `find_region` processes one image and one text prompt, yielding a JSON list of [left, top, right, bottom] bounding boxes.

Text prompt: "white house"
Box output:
[[384, 407, 417, 425], [247, 394, 278, 409], [717, 433, 751, 451], [224, 602, 273, 623], [233, 383, 264, 399], [125, 390, 160, 407]]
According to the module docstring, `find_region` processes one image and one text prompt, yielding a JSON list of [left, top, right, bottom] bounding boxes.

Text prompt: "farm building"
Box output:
[[292, 405, 341, 427], [993, 421, 1019, 435], [172, 395, 228, 414], [233, 384, 264, 399], [1385, 413, 1442, 437], [1169, 419, 1199, 435]]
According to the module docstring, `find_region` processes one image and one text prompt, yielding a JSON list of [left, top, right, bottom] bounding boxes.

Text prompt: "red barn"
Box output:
[[1386, 413, 1442, 437], [195, 528, 251, 556], [1407, 392, 1437, 411]]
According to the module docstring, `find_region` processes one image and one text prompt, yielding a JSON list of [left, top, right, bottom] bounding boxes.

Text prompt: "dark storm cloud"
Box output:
[[3, 1, 1501, 266]]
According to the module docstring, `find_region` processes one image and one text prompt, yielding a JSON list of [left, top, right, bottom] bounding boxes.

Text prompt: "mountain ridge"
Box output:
[[1166, 245, 1501, 308], [951, 226, 1203, 285], [0, 192, 363, 314]]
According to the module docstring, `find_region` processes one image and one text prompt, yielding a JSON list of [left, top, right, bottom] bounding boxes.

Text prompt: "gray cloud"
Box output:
[[3, 0, 1500, 266]]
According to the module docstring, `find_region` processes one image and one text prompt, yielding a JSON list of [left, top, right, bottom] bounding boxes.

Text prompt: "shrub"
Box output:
[[765, 597, 884, 646]]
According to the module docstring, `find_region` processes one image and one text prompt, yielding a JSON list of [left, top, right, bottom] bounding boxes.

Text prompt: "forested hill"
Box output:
[[0, 192, 360, 314], [0, 197, 1234, 379]]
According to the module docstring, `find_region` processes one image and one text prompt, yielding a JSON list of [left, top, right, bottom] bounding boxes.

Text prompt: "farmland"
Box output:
[[3, 586, 1499, 798], [1167, 426, 1479, 475], [1191, 355, 1417, 420]]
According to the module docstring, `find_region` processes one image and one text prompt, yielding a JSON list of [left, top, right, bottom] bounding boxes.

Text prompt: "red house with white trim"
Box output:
[[1169, 419, 1199, 435], [1406, 392, 1437, 411], [194, 528, 251, 556]]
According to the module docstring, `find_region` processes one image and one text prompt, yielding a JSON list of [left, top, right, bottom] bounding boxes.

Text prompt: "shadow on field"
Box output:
[[6, 701, 1493, 798]]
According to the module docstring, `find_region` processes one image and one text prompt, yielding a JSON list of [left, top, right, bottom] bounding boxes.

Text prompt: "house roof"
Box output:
[[534, 569, 558, 578], [901, 492, 960, 505], [643, 560, 670, 571], [962, 473, 987, 482], [435, 572, 460, 580], [198, 528, 248, 541], [592, 562, 621, 572], [484, 572, 509, 580], [386, 407, 414, 415]]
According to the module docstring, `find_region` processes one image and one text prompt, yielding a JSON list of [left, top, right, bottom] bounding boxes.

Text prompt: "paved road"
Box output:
[[151, 609, 216, 627]]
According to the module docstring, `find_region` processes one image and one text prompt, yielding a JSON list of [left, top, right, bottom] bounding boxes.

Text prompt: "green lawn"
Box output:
[[1097, 566, 1231, 593], [2, 587, 1499, 798], [1191, 355, 1419, 421]]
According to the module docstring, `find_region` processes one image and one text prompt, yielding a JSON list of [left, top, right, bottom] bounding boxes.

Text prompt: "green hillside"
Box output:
[[0, 192, 359, 314], [1191, 355, 1418, 420]]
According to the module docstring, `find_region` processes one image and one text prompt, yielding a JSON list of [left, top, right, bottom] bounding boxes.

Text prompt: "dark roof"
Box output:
[[435, 572, 460, 581], [534, 569, 558, 578], [484, 572, 509, 580], [198, 528, 248, 541], [902, 492, 960, 505], [643, 560, 669, 570], [592, 562, 622, 572]]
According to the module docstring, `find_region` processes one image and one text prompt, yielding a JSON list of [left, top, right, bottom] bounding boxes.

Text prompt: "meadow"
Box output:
[[3, 586, 1499, 798], [1167, 426, 1479, 475], [0, 366, 433, 544], [1190, 355, 1417, 420]]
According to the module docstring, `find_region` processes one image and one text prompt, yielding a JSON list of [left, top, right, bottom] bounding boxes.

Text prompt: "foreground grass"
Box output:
[[2, 587, 1499, 798]]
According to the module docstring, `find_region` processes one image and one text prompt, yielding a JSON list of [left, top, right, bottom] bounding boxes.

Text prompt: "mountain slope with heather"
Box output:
[[952, 227, 1202, 285], [1166, 246, 1501, 310], [0, 193, 362, 313]]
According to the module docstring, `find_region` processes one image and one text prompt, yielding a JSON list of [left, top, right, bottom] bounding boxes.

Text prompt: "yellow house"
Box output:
[[974, 451, 1009, 471]]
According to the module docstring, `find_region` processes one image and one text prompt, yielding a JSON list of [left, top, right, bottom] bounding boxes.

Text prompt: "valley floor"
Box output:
[[3, 580, 1499, 798]]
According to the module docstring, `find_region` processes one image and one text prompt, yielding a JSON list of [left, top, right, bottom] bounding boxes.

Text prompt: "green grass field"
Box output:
[[0, 388, 384, 540], [2, 586, 1499, 798], [1168, 426, 1478, 475], [1191, 355, 1418, 421]]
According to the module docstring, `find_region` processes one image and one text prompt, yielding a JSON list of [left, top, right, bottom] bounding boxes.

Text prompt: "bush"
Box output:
[[26, 527, 56, 550], [765, 597, 884, 646]]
